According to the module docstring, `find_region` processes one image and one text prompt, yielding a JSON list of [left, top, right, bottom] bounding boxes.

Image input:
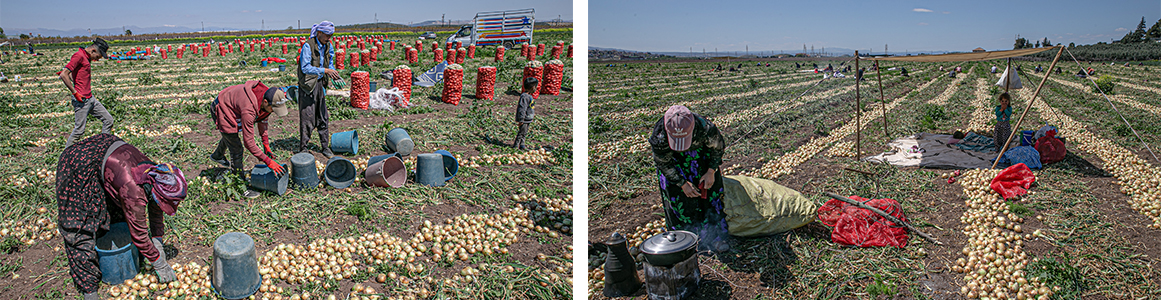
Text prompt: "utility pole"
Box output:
[[376, 13, 378, 22], [298, 20, 301, 30], [262, 19, 264, 30], [885, 44, 888, 55], [442, 14, 445, 25]]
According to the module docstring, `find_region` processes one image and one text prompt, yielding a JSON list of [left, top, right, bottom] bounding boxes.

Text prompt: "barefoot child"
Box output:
[[513, 77, 539, 149], [994, 93, 1012, 150]]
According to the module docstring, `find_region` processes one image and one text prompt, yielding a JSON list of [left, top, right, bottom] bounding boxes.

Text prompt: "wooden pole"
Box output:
[[875, 59, 888, 138], [854, 51, 861, 160], [824, 192, 942, 245], [992, 47, 1064, 168]]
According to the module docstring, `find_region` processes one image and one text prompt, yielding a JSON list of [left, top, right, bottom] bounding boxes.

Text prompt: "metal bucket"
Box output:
[[278, 65, 286, 71], [322, 157, 356, 188], [248, 164, 289, 195], [415, 153, 445, 187], [367, 153, 402, 167], [211, 232, 261, 300], [330, 130, 359, 155], [433, 150, 459, 181], [383, 128, 414, 156], [95, 222, 141, 285], [364, 156, 407, 188], [290, 153, 319, 190]]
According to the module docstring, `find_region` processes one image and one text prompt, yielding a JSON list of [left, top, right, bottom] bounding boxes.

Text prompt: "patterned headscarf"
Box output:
[[310, 21, 335, 39], [133, 163, 188, 216]]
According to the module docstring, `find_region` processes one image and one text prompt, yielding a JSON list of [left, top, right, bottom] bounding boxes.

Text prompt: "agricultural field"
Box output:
[[587, 57, 1159, 299], [0, 29, 574, 299]]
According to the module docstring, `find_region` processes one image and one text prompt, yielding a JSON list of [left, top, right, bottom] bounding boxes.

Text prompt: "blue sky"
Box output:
[[0, 0, 571, 31], [590, 0, 1161, 53]]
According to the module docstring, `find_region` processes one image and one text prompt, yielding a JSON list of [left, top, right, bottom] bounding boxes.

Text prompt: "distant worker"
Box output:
[[902, 67, 909, 77], [58, 38, 113, 148], [991, 66, 998, 74], [297, 21, 342, 156], [649, 105, 729, 252]]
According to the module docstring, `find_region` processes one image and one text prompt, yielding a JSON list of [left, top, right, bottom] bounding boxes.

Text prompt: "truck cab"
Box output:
[[447, 25, 474, 47], [445, 8, 535, 49]]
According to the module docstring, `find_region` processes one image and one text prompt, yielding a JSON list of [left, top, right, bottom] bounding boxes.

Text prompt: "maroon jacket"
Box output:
[[213, 80, 272, 163], [102, 144, 165, 262]]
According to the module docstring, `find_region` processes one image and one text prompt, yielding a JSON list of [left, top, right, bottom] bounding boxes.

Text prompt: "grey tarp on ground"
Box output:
[[864, 133, 1014, 169]]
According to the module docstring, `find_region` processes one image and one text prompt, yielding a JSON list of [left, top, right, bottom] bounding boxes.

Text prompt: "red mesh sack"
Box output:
[[495, 46, 506, 62], [456, 48, 466, 64], [360, 50, 370, 66], [389, 41, 395, 51], [551, 45, 563, 59], [467, 45, 476, 58], [446, 49, 457, 63], [392, 66, 413, 104], [816, 196, 909, 248], [523, 61, 543, 98], [525, 45, 537, 61], [282, 44, 288, 55], [431, 41, 439, 52], [350, 71, 370, 110], [990, 163, 1036, 200], [568, 45, 573, 58], [442, 64, 464, 105], [456, 41, 463, 49], [433, 49, 443, 62], [335, 49, 346, 70], [540, 60, 563, 96], [476, 66, 497, 100], [407, 48, 418, 64], [350, 52, 359, 67], [1034, 130, 1066, 164], [537, 44, 545, 55]]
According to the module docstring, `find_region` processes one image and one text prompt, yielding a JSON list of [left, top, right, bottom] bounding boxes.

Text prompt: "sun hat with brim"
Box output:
[[664, 105, 695, 151]]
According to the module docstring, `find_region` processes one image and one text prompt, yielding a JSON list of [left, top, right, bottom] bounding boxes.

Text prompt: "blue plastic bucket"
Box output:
[[433, 150, 459, 181], [290, 153, 319, 190], [1020, 130, 1035, 146], [331, 130, 359, 155], [248, 164, 289, 195], [369, 81, 377, 92], [367, 153, 402, 167], [415, 153, 445, 187], [261, 60, 268, 67], [384, 128, 414, 156], [278, 65, 286, 72], [323, 157, 356, 188], [364, 156, 407, 188], [211, 232, 261, 300], [96, 222, 141, 285]]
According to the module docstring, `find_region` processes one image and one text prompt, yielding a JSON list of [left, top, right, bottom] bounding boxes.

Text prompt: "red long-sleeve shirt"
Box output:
[[213, 80, 272, 163], [101, 143, 164, 262]]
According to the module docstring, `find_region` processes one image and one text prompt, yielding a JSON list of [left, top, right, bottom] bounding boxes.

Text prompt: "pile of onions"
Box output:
[[0, 214, 58, 247], [335, 49, 346, 70], [350, 71, 370, 110], [523, 60, 544, 98], [540, 59, 564, 96], [433, 49, 443, 62], [463, 148, 556, 167], [456, 48, 467, 64], [392, 65, 413, 104], [495, 46, 506, 62], [955, 169, 1054, 300], [467, 45, 476, 58], [826, 141, 854, 157], [476, 66, 497, 100], [442, 64, 464, 105]]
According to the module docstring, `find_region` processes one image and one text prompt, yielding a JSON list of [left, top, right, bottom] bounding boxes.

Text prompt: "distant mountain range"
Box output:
[[8, 19, 571, 39]]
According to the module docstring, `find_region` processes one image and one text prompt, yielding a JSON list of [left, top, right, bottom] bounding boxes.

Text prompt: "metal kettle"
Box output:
[[603, 232, 642, 297]]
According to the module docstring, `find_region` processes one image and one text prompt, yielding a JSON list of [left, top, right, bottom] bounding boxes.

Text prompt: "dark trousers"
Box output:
[[299, 80, 330, 152], [513, 123, 530, 149], [61, 226, 103, 294], [212, 132, 245, 178]]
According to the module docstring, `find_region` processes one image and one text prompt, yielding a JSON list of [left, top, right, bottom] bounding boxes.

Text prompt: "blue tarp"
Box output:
[[414, 61, 447, 87], [1000, 146, 1042, 169]]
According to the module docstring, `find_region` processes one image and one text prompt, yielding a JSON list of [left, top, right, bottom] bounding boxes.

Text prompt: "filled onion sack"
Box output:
[[456, 41, 463, 49], [407, 48, 418, 64], [335, 49, 346, 70], [392, 65, 412, 104], [495, 46, 506, 62], [442, 64, 464, 105], [177, 47, 183, 58], [282, 44, 288, 55], [361, 49, 370, 66], [551, 45, 562, 59], [722, 175, 817, 237], [467, 45, 476, 58], [568, 44, 573, 58], [540, 59, 564, 96], [433, 49, 443, 62], [537, 44, 545, 56], [431, 41, 439, 52], [388, 41, 395, 51], [403, 46, 411, 60], [525, 45, 536, 61], [476, 66, 497, 100], [350, 71, 370, 109], [414, 40, 422, 51], [446, 49, 457, 63], [350, 52, 359, 67], [523, 60, 544, 98], [456, 48, 466, 64]]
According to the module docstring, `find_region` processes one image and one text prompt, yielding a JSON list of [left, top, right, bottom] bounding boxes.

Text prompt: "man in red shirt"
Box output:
[[59, 38, 113, 148], [209, 81, 289, 198]]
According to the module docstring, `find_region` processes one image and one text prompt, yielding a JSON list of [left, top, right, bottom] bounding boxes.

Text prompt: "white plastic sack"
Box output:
[[371, 87, 408, 111], [996, 68, 1022, 89]]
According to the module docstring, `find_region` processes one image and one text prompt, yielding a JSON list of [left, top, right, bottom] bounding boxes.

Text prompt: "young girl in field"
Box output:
[[994, 93, 1012, 150]]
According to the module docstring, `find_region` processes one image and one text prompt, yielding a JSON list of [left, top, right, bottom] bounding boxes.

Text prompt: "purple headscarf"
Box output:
[[133, 163, 187, 216], [310, 21, 335, 39]]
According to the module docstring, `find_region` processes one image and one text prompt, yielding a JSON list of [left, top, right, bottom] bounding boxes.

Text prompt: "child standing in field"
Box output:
[[994, 93, 1012, 150], [59, 38, 113, 148], [513, 77, 539, 150]]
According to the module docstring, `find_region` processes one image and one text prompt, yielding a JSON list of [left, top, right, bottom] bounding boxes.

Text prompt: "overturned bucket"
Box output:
[[384, 128, 414, 156], [323, 157, 356, 188], [96, 222, 141, 285], [248, 164, 289, 195], [434, 150, 459, 181], [290, 152, 319, 190], [364, 156, 407, 188], [331, 130, 359, 155], [415, 153, 445, 187], [367, 153, 402, 167], [211, 232, 261, 300]]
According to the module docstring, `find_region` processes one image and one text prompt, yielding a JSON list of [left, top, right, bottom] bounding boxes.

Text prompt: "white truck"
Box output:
[[445, 8, 535, 49]]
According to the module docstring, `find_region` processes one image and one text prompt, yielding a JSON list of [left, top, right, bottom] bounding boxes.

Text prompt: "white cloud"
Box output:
[[913, 8, 933, 13], [918, 22, 929, 26], [163, 24, 176, 27], [1115, 27, 1127, 31]]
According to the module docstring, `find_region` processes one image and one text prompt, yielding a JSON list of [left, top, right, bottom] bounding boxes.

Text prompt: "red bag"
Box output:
[[816, 196, 909, 248], [1033, 130, 1065, 164], [990, 163, 1036, 200]]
